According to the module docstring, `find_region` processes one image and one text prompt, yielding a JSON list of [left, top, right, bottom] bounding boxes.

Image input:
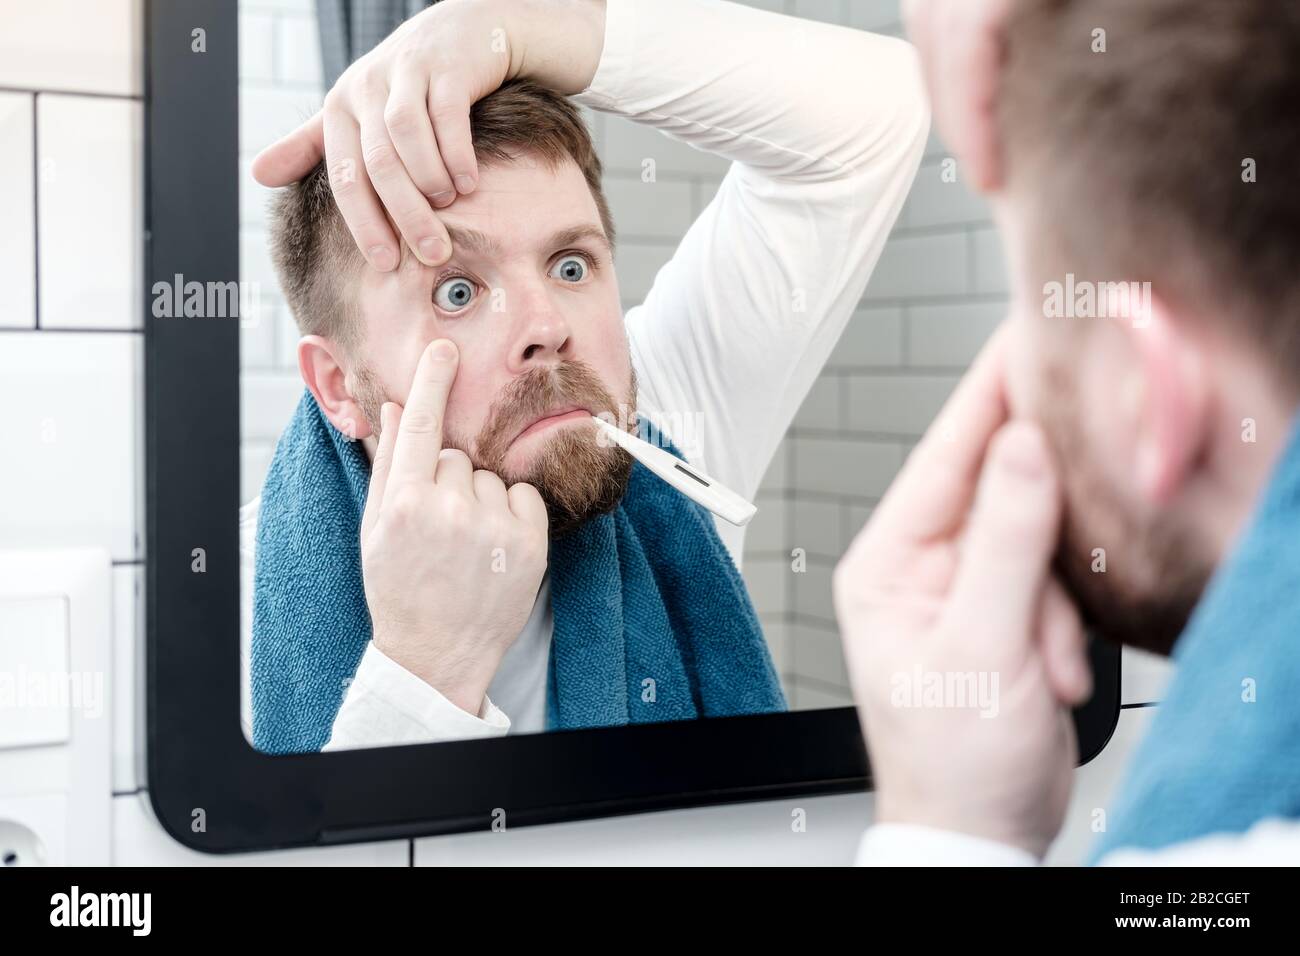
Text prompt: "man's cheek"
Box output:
[[442, 378, 480, 433]]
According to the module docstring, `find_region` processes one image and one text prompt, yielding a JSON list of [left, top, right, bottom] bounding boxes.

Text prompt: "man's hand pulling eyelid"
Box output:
[[251, 0, 608, 274]]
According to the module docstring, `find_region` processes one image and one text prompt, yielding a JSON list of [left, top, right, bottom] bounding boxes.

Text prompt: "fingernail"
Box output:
[[431, 190, 454, 207], [418, 236, 445, 262], [454, 174, 476, 194], [369, 245, 396, 271], [430, 339, 456, 361]]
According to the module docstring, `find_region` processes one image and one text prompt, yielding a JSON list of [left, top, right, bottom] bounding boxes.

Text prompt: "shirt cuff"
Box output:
[[855, 824, 1040, 867], [324, 641, 510, 750], [570, 0, 631, 113]]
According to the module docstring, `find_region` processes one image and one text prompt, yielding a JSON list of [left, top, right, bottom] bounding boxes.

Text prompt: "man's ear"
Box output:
[[1124, 295, 1210, 506], [298, 335, 376, 441]]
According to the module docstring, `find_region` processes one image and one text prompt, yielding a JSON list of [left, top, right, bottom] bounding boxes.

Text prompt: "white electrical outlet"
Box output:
[[0, 549, 112, 865], [0, 793, 66, 865]]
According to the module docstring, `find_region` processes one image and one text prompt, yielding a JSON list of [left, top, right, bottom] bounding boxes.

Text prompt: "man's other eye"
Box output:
[[433, 276, 477, 312], [549, 254, 589, 283]]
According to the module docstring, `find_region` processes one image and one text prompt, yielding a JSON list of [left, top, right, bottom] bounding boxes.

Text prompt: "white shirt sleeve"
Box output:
[[855, 817, 1300, 866], [576, 0, 929, 501], [323, 642, 510, 751], [855, 824, 1039, 867]]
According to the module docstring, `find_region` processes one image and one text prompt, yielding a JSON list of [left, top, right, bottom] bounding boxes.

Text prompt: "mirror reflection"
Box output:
[[237, 0, 969, 755]]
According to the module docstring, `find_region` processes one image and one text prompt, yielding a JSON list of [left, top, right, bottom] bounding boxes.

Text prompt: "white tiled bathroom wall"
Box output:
[[0, 0, 1171, 866]]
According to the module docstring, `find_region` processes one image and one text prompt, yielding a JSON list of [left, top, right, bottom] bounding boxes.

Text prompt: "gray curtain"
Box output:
[[316, 0, 432, 88]]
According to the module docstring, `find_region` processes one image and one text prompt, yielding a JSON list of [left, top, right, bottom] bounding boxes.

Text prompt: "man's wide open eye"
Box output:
[[549, 254, 589, 283], [433, 276, 477, 312]]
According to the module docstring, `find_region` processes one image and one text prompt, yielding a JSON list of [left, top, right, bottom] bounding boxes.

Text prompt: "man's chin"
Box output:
[[1055, 543, 1206, 658], [499, 418, 595, 478], [507, 428, 634, 538]]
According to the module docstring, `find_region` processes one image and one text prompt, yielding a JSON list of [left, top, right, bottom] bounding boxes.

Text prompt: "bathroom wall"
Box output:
[[0, 0, 149, 862], [0, 0, 1172, 867]]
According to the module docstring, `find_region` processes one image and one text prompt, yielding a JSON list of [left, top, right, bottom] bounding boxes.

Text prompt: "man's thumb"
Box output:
[[947, 422, 1062, 635]]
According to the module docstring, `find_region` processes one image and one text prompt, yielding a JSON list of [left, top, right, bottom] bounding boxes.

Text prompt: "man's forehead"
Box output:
[[439, 156, 605, 248]]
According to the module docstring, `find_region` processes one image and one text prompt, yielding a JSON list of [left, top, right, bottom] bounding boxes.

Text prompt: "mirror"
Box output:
[[236, 0, 999, 756], [145, 0, 1119, 851]]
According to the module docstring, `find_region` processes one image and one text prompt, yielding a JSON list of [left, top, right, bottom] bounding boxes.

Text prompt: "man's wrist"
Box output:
[[875, 795, 1049, 860], [371, 628, 497, 717], [507, 0, 608, 94]]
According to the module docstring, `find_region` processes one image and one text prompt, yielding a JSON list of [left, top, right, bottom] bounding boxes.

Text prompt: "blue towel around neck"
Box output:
[[250, 390, 785, 754], [1087, 412, 1300, 861]]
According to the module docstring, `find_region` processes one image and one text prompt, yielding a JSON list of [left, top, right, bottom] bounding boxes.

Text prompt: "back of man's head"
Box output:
[[999, 0, 1300, 394], [268, 79, 613, 356]]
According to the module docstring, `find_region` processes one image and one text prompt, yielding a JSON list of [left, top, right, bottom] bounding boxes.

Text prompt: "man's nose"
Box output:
[[507, 289, 573, 372]]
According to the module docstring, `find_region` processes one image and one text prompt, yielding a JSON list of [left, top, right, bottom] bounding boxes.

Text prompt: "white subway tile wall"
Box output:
[[38, 95, 144, 331], [0, 333, 143, 560], [0, 0, 1163, 866], [0, 93, 36, 329], [0, 0, 154, 863], [0, 0, 143, 96]]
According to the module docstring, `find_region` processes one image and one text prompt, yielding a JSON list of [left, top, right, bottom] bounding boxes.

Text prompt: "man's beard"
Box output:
[[1037, 363, 1213, 657], [352, 358, 635, 538]]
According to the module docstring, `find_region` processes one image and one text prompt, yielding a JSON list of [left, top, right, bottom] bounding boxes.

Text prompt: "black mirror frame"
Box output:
[[143, 0, 1122, 853]]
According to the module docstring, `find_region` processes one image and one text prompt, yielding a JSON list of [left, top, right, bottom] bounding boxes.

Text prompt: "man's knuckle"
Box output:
[[401, 409, 441, 435], [434, 495, 469, 533], [328, 167, 361, 198], [474, 468, 504, 490], [428, 96, 464, 124], [322, 86, 349, 114], [387, 488, 422, 522], [438, 447, 469, 466], [383, 102, 422, 136], [362, 140, 400, 174]]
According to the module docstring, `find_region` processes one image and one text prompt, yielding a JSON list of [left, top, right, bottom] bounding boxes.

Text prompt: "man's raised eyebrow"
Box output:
[[443, 226, 502, 258], [546, 224, 611, 252], [441, 223, 611, 261]]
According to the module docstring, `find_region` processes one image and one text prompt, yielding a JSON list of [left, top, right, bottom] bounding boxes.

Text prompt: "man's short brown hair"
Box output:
[[268, 80, 614, 353], [999, 0, 1300, 391]]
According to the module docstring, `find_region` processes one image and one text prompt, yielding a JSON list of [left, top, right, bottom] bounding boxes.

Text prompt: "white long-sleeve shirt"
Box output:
[[241, 0, 930, 750], [857, 818, 1300, 865]]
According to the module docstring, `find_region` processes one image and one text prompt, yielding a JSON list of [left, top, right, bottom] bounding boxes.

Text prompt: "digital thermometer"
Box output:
[[590, 415, 758, 527]]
